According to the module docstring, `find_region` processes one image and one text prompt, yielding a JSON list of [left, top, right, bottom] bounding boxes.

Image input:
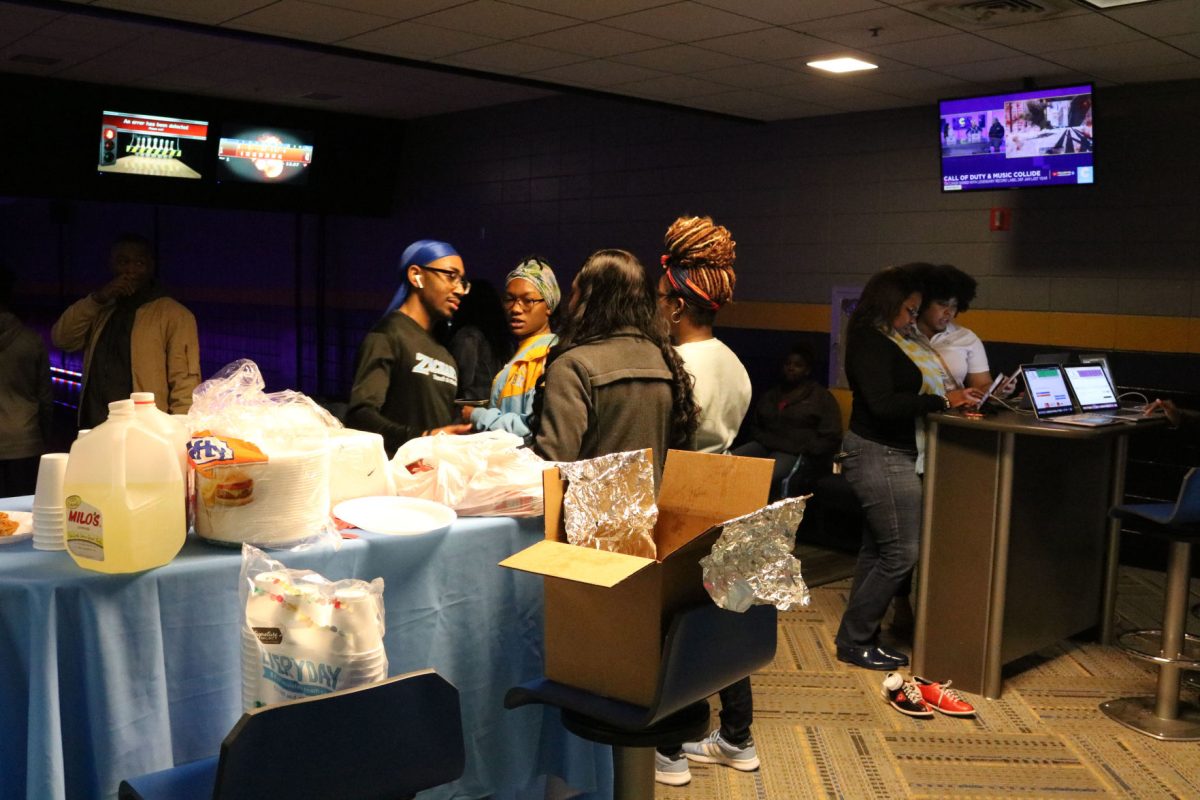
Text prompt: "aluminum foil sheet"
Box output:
[[559, 450, 658, 558], [701, 496, 811, 613]]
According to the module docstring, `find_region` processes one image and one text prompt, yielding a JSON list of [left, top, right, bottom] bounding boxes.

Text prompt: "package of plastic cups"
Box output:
[[32, 453, 69, 551], [240, 547, 386, 711]]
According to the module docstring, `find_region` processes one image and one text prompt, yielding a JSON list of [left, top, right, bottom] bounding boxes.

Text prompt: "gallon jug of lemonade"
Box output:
[[63, 399, 186, 573], [131, 391, 190, 480]]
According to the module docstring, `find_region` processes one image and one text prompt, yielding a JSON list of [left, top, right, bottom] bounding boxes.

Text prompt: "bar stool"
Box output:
[[1100, 467, 1200, 741], [506, 602, 777, 800]]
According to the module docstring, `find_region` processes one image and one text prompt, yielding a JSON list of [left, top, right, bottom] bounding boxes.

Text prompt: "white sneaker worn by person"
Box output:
[[654, 750, 692, 786], [681, 730, 760, 771]]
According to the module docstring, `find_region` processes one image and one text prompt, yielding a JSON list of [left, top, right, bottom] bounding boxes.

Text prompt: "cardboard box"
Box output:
[[499, 449, 771, 707]]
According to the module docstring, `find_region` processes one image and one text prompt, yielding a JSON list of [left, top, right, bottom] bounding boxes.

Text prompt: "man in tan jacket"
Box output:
[[52, 234, 201, 428]]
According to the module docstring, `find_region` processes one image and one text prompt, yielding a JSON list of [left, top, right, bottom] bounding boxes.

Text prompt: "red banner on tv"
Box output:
[[219, 140, 313, 165], [102, 113, 208, 140]]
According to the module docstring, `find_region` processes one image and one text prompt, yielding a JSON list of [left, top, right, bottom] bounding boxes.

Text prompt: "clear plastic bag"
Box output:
[[240, 544, 387, 710], [187, 360, 342, 549], [389, 431, 544, 516]]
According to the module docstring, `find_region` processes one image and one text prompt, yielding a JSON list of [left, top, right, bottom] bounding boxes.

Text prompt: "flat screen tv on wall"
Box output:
[[98, 111, 209, 180], [939, 83, 1093, 192]]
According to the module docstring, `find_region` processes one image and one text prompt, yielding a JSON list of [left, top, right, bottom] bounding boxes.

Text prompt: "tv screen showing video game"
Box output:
[[217, 125, 314, 185], [98, 111, 209, 180], [939, 84, 1093, 192]]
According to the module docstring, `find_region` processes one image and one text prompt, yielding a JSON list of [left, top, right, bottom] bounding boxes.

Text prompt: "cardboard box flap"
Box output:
[[542, 466, 565, 541], [657, 450, 772, 520], [500, 539, 656, 588]]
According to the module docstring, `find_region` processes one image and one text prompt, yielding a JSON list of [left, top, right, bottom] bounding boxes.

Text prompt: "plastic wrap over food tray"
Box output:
[[701, 496, 811, 613], [559, 449, 657, 558]]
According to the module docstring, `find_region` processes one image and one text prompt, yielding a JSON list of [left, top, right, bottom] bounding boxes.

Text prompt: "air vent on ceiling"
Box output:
[[921, 0, 1076, 26], [301, 92, 342, 101], [10, 53, 63, 66]]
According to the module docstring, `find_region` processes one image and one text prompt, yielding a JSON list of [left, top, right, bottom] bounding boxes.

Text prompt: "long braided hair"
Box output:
[[529, 249, 699, 448], [661, 215, 736, 325]]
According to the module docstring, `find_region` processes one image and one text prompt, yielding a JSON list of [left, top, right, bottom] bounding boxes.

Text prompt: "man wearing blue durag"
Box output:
[[347, 240, 472, 455]]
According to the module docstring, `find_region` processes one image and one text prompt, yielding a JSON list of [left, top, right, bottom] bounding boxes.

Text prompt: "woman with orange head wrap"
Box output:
[[655, 215, 751, 455], [654, 215, 758, 788]]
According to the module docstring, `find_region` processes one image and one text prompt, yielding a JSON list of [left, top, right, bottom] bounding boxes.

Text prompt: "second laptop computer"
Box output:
[[1020, 363, 1123, 427]]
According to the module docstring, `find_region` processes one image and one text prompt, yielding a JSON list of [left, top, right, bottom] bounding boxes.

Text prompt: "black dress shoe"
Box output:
[[836, 645, 899, 670], [875, 644, 909, 666]]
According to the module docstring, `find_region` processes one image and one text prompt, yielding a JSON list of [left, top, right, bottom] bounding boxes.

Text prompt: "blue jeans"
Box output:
[[835, 431, 923, 648]]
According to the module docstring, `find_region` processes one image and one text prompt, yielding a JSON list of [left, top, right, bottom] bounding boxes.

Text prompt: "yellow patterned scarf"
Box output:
[[885, 327, 951, 474]]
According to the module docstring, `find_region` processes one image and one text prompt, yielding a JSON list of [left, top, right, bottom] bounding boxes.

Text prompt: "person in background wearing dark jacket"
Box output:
[[1145, 399, 1199, 434], [347, 239, 472, 456], [446, 279, 512, 402], [733, 342, 842, 500], [0, 265, 52, 496], [988, 118, 1005, 152], [834, 266, 980, 671], [532, 249, 698, 487]]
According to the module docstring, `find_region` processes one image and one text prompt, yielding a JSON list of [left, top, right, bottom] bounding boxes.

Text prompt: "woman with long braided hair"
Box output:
[[531, 249, 698, 487], [653, 216, 759, 787], [656, 215, 751, 455]]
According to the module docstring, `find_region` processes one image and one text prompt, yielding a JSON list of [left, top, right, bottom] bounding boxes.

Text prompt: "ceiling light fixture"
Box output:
[[806, 57, 878, 74]]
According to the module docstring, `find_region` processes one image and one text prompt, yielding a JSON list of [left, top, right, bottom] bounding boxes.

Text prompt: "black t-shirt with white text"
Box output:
[[347, 312, 458, 455]]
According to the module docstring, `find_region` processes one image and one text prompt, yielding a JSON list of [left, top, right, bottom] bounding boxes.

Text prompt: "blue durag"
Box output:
[[383, 239, 459, 315]]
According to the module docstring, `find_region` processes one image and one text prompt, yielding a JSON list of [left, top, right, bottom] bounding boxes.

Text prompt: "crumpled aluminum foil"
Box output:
[[560, 450, 657, 558], [701, 496, 811, 613]]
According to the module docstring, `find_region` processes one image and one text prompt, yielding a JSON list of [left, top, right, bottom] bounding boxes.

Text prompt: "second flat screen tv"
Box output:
[[940, 84, 1093, 192], [217, 125, 314, 185]]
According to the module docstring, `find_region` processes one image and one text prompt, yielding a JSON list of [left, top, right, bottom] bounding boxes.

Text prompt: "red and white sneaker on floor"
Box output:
[[912, 676, 976, 716], [880, 672, 933, 717]]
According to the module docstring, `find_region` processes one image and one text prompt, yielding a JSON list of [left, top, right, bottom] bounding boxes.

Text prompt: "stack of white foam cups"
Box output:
[[32, 453, 70, 551]]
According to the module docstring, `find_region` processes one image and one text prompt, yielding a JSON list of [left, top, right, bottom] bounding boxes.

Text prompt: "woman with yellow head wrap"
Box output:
[[465, 257, 560, 439]]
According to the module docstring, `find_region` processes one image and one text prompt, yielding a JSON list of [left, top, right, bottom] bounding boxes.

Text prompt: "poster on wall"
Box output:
[[829, 286, 861, 390]]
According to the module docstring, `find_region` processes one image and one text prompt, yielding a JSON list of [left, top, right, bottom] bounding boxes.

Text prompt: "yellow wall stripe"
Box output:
[[720, 301, 1200, 355], [720, 302, 830, 332]]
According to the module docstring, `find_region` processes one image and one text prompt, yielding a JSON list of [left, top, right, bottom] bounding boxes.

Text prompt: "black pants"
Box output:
[[657, 677, 753, 756], [0, 456, 39, 497]]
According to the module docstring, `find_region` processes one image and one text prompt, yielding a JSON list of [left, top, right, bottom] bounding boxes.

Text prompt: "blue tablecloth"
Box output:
[[0, 497, 612, 800]]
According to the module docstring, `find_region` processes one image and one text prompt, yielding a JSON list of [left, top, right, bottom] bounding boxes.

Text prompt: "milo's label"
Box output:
[[65, 495, 105, 561]]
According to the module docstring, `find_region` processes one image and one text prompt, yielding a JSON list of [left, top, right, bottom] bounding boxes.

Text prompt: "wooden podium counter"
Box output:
[[913, 410, 1161, 699]]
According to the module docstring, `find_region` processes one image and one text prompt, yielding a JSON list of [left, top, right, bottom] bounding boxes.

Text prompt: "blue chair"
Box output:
[[780, 453, 828, 499], [1100, 467, 1200, 741], [506, 602, 777, 800], [119, 669, 465, 800]]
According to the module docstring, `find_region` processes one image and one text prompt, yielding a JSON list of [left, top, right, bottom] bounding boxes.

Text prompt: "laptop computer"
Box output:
[[1062, 364, 1147, 421], [1076, 352, 1150, 412], [1020, 364, 1122, 427]]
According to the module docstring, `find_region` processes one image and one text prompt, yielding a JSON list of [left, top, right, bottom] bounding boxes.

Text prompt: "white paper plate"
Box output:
[[0, 511, 33, 545], [333, 496, 456, 536]]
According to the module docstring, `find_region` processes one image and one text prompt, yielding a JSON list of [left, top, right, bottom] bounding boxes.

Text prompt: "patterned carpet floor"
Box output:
[[656, 565, 1200, 799]]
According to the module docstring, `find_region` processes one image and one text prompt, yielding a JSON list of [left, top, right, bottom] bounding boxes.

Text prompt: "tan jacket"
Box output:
[[51, 293, 201, 416]]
